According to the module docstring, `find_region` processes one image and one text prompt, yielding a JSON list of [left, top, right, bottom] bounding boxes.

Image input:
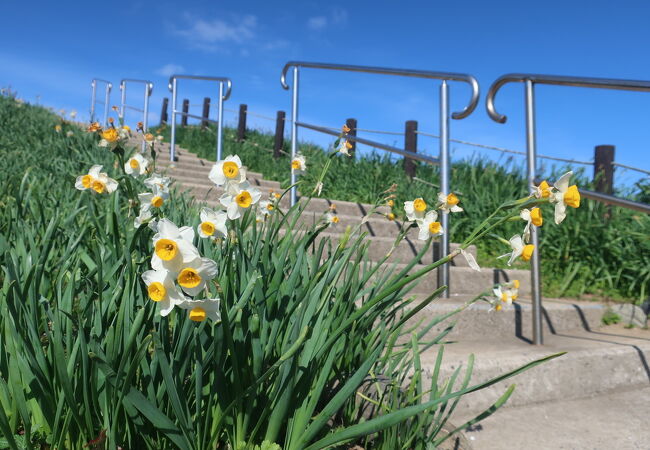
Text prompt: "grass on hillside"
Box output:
[[152, 123, 650, 303]]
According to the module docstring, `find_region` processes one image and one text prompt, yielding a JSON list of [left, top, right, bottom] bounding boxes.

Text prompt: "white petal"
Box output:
[[417, 225, 429, 241], [157, 219, 179, 238], [554, 201, 567, 225], [104, 178, 118, 193], [178, 226, 195, 243], [461, 249, 481, 272], [208, 162, 226, 186], [89, 165, 103, 177], [424, 210, 438, 222], [555, 171, 572, 193], [227, 201, 241, 220]]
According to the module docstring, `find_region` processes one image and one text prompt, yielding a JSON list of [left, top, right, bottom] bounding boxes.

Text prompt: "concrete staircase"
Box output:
[[145, 141, 650, 449]]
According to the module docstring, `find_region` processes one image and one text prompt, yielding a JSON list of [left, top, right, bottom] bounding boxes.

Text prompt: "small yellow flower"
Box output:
[[102, 128, 119, 143], [144, 132, 155, 142], [438, 192, 463, 213], [54, 124, 62, 133], [387, 199, 394, 207], [342, 124, 351, 133], [404, 198, 427, 222], [387, 213, 396, 221], [123, 125, 131, 132], [87, 122, 102, 133]]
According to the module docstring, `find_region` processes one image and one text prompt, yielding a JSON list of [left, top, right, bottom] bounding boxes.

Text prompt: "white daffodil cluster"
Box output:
[[98, 122, 130, 149], [500, 171, 580, 266], [75, 165, 118, 195], [208, 155, 262, 220], [337, 124, 354, 156], [488, 280, 520, 312], [134, 174, 172, 228], [143, 218, 221, 322]]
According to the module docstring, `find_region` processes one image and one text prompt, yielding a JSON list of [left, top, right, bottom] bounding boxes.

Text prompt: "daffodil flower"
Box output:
[[209, 155, 247, 186], [291, 154, 307, 175], [151, 219, 200, 273], [66, 131, 74, 137], [337, 139, 353, 156], [325, 212, 339, 226], [125, 153, 149, 176], [534, 180, 552, 199], [256, 200, 275, 222], [550, 171, 580, 224], [417, 210, 443, 241], [520, 207, 543, 243], [141, 269, 186, 316], [144, 174, 171, 193], [437, 192, 463, 214], [492, 280, 520, 310], [219, 181, 261, 220], [404, 198, 427, 222], [177, 298, 221, 322], [176, 257, 218, 296], [198, 207, 228, 239], [499, 235, 535, 266], [75, 165, 118, 194], [134, 207, 153, 228]]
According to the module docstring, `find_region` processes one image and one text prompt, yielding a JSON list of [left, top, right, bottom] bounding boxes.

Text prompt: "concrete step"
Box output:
[[404, 297, 603, 341], [420, 324, 650, 416]]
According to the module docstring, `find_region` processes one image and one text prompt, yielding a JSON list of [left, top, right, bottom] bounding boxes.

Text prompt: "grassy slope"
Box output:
[[153, 123, 650, 302]]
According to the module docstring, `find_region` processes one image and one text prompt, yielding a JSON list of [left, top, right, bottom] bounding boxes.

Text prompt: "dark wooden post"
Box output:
[[201, 97, 211, 129], [404, 120, 418, 178], [237, 104, 247, 141], [345, 118, 357, 157], [160, 97, 168, 125], [594, 145, 615, 194], [181, 99, 189, 127], [274, 111, 286, 158]]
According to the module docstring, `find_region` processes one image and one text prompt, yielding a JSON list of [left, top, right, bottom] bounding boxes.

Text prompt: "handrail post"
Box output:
[[439, 81, 450, 298], [170, 78, 178, 162], [102, 84, 110, 128], [217, 82, 224, 161], [142, 83, 151, 152], [525, 79, 543, 345], [90, 80, 97, 123], [290, 66, 299, 206], [119, 82, 127, 123]]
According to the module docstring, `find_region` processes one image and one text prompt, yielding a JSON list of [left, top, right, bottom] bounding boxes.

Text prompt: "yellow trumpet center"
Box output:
[[564, 185, 580, 208], [151, 196, 164, 208], [291, 159, 302, 170], [501, 292, 508, 302], [129, 158, 140, 169], [155, 239, 178, 261], [522, 244, 535, 261], [236, 191, 253, 208], [178, 268, 202, 289], [345, 141, 353, 149], [495, 303, 502, 311], [201, 221, 215, 236], [82, 175, 93, 188], [144, 133, 154, 142], [428, 221, 441, 234], [101, 128, 119, 142], [123, 125, 131, 132], [222, 161, 239, 178], [538, 180, 551, 198], [387, 213, 396, 221], [189, 307, 207, 322], [91, 180, 106, 194], [513, 280, 520, 289], [331, 215, 339, 224], [413, 198, 426, 212], [530, 207, 543, 227], [266, 204, 274, 211], [148, 282, 166, 302], [446, 193, 460, 206]]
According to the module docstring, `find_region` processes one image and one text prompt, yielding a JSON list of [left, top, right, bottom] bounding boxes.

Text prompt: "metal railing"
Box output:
[[119, 78, 153, 151], [280, 61, 480, 297], [486, 72, 650, 345], [168, 75, 232, 162], [90, 79, 112, 127]]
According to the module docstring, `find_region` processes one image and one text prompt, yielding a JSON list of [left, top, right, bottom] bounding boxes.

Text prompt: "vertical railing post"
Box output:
[[102, 84, 110, 128], [345, 118, 357, 157], [201, 97, 211, 129], [181, 99, 189, 127], [160, 97, 168, 125], [119, 82, 127, 123], [274, 111, 286, 158], [594, 145, 615, 194], [404, 120, 418, 178], [170, 78, 178, 162], [216, 82, 224, 161], [142, 83, 151, 152], [90, 80, 97, 123], [525, 79, 543, 345], [290, 67, 300, 206], [237, 104, 247, 141], [438, 81, 450, 298]]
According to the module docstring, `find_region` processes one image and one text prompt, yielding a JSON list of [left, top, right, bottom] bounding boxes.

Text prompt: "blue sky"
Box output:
[[2, 0, 650, 188]]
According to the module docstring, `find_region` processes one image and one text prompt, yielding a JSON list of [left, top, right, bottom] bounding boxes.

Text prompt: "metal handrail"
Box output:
[[280, 61, 480, 298], [487, 73, 650, 123], [167, 74, 232, 162], [486, 72, 650, 346], [281, 61, 479, 119], [90, 78, 112, 127], [120, 78, 154, 151]]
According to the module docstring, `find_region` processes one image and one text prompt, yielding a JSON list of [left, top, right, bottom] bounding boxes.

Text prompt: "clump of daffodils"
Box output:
[[134, 174, 171, 228], [98, 122, 130, 150], [488, 280, 520, 311], [75, 165, 118, 195], [143, 219, 221, 322], [336, 124, 354, 157]]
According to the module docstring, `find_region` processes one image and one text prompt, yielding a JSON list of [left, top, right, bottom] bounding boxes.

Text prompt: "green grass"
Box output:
[[154, 123, 650, 303]]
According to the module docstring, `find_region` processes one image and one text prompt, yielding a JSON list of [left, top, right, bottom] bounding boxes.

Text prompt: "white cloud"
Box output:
[[156, 64, 185, 77], [173, 14, 257, 51], [307, 16, 328, 30]]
